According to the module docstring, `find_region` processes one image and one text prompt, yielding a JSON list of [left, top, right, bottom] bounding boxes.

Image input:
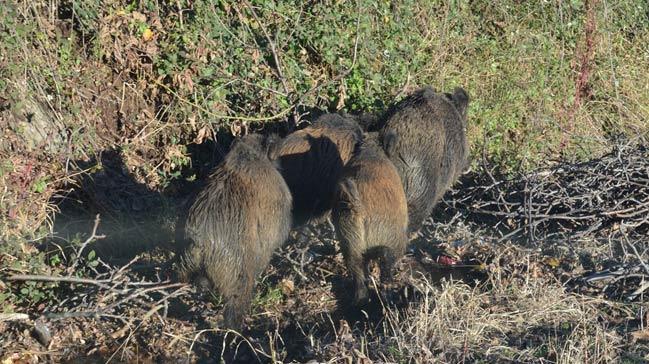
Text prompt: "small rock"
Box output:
[[32, 317, 52, 347]]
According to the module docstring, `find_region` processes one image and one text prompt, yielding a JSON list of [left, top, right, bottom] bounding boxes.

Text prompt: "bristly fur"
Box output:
[[175, 133, 292, 330], [277, 113, 363, 227], [332, 132, 408, 304], [379, 86, 470, 235]]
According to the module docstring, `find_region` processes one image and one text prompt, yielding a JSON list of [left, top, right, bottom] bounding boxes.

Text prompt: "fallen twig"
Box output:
[[68, 214, 105, 275], [445, 143, 649, 244], [7, 274, 112, 289], [0, 313, 30, 322]]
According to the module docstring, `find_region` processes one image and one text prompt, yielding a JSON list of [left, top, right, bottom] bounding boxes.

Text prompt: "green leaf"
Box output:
[[33, 178, 47, 193]]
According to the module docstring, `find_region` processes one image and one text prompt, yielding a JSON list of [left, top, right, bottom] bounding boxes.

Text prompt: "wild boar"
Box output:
[[277, 114, 363, 227], [332, 132, 408, 304], [175, 133, 292, 329], [379, 87, 470, 236]]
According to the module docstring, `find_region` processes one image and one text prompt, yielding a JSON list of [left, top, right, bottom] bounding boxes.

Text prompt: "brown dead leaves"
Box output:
[[97, 10, 160, 72]]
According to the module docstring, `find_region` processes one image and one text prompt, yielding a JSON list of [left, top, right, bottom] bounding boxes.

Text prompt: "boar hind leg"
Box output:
[[378, 247, 399, 283], [335, 179, 369, 304], [338, 221, 369, 303], [222, 294, 253, 331], [346, 251, 369, 305], [221, 270, 256, 331]]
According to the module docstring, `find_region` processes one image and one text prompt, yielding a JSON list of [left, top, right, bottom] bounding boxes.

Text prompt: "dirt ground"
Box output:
[[2, 144, 649, 363]]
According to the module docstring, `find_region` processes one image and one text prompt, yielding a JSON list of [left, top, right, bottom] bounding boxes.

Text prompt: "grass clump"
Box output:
[[350, 276, 621, 363]]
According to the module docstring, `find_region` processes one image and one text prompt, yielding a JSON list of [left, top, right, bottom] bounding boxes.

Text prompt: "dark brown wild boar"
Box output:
[[277, 114, 363, 227], [379, 87, 470, 236], [332, 132, 408, 304], [175, 133, 292, 330]]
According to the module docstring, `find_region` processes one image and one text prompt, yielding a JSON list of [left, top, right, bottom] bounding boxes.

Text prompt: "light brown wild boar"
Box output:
[[175, 134, 292, 330], [332, 132, 408, 304], [277, 113, 363, 227]]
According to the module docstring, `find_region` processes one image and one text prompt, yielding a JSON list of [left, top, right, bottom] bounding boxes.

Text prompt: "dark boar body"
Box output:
[[380, 87, 470, 236], [175, 134, 292, 329], [277, 114, 363, 227]]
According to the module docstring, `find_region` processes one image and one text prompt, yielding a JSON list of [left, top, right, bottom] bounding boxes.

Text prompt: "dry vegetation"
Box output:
[[1, 0, 648, 363]]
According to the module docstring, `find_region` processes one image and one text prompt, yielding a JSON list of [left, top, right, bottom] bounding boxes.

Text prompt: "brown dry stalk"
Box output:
[[562, 0, 599, 149]]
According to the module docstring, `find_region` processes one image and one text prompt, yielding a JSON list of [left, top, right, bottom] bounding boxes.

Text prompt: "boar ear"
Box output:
[[421, 86, 437, 98], [264, 134, 283, 160], [382, 129, 400, 158], [452, 87, 469, 120]]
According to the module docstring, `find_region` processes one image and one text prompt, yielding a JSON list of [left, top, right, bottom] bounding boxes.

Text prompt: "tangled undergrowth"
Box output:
[[1, 0, 648, 240]]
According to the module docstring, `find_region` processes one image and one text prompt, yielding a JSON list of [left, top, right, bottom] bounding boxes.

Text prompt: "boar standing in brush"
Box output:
[[379, 87, 470, 236], [277, 113, 363, 227], [175, 134, 292, 329], [332, 132, 409, 304]]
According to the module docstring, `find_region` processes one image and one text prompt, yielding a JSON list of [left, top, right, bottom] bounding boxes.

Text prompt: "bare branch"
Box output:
[[0, 313, 30, 322], [7, 274, 112, 289], [444, 142, 649, 245], [244, 0, 290, 96], [68, 214, 105, 274]]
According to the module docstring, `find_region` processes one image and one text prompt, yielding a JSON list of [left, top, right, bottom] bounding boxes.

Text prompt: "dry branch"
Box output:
[[443, 141, 649, 300], [445, 142, 649, 244], [68, 213, 105, 275], [0, 313, 30, 322], [7, 274, 112, 288], [244, 0, 290, 96]]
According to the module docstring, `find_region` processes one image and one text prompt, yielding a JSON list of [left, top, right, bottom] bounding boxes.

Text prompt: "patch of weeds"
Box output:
[[2, 247, 63, 309], [32, 177, 49, 194], [13, 280, 59, 308], [534, 344, 550, 358], [384, 344, 410, 364], [206, 292, 224, 308], [253, 283, 284, 310], [0, 226, 108, 311], [0, 159, 14, 178], [157, 139, 192, 189]]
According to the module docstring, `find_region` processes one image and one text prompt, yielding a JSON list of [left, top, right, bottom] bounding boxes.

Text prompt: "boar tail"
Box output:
[[334, 177, 366, 249], [336, 178, 362, 211]]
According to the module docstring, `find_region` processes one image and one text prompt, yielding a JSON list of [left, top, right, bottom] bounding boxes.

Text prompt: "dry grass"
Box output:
[[1, 215, 645, 363], [370, 272, 620, 363]]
